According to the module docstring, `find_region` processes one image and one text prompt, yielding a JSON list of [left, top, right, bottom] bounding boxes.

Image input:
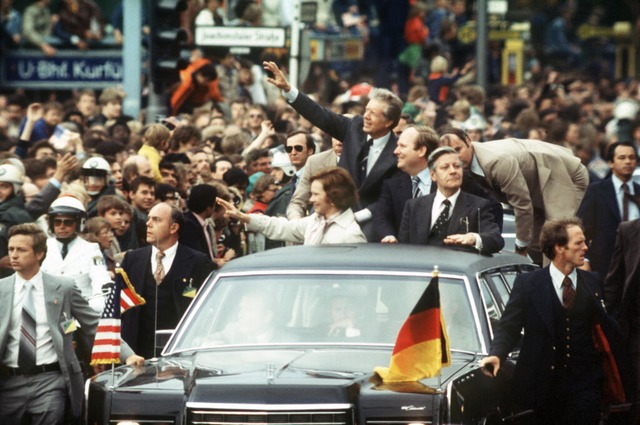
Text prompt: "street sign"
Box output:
[[195, 26, 286, 48]]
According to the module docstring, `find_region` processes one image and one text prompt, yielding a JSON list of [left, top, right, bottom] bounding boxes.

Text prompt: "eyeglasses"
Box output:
[[285, 145, 304, 153], [53, 218, 75, 227]]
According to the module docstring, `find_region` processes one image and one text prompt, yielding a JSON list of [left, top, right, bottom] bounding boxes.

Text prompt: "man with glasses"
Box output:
[[41, 196, 111, 313], [265, 130, 316, 249]]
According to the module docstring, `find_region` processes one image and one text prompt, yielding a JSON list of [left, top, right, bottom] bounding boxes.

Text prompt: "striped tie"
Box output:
[[19, 281, 37, 371], [411, 176, 422, 198]]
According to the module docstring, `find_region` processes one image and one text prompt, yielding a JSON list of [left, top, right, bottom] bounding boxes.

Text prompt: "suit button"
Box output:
[[566, 353, 570, 358], [551, 366, 555, 370], [566, 345, 570, 349], [566, 327, 570, 331], [552, 346, 556, 351]]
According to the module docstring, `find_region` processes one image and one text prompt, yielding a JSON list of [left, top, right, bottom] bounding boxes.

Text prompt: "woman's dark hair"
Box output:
[[310, 167, 358, 211]]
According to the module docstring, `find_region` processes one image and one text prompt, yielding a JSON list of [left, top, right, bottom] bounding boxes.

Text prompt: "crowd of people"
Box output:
[[1, 0, 640, 424]]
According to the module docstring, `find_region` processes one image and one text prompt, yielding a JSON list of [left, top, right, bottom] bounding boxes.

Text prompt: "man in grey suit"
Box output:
[[440, 128, 588, 264], [0, 223, 142, 425], [398, 147, 504, 255], [287, 137, 342, 220]]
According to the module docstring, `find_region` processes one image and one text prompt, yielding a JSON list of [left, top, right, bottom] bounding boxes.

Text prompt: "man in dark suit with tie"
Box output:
[[577, 141, 639, 275], [605, 218, 640, 423], [0, 223, 142, 425], [121, 202, 215, 358], [180, 184, 220, 261], [375, 125, 439, 243], [398, 147, 504, 255], [263, 61, 403, 240], [481, 218, 631, 425]]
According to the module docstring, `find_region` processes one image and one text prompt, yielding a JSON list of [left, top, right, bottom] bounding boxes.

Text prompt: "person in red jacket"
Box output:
[[170, 53, 223, 115]]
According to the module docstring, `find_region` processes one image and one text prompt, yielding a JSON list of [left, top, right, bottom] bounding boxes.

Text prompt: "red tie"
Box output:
[[562, 276, 576, 310]]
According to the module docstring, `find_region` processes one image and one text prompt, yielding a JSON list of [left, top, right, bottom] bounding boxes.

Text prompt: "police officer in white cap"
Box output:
[[0, 163, 32, 277], [80, 156, 116, 217], [40, 195, 112, 312]]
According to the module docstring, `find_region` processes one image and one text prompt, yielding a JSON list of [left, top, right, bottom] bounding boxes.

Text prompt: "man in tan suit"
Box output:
[[440, 128, 588, 264], [287, 138, 342, 220]]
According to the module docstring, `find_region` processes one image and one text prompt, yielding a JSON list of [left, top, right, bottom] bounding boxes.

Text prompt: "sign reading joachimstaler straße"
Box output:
[[195, 26, 286, 48]]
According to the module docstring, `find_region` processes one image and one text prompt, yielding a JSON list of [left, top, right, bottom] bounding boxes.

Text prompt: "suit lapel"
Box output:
[[448, 192, 471, 234], [602, 180, 622, 222], [43, 273, 64, 351], [417, 196, 435, 244], [362, 134, 397, 189], [532, 268, 555, 337]]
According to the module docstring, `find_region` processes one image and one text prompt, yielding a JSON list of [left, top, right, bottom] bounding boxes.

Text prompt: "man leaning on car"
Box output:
[[480, 217, 632, 424]]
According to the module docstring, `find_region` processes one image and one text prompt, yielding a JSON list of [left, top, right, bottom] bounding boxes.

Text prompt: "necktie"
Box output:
[[357, 138, 374, 184], [562, 276, 576, 310], [154, 251, 166, 285], [411, 176, 422, 198], [61, 241, 69, 259], [291, 174, 298, 191], [205, 222, 216, 261], [19, 281, 37, 372], [622, 183, 630, 222], [430, 199, 451, 241]]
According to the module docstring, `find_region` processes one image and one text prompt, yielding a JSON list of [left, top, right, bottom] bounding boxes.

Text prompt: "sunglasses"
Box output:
[[285, 145, 304, 153], [53, 218, 75, 227]]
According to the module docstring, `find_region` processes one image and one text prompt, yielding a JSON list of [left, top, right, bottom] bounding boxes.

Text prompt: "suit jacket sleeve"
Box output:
[[489, 273, 528, 361], [476, 198, 505, 255], [287, 164, 312, 220], [291, 92, 353, 142], [483, 155, 534, 244], [26, 181, 61, 219], [398, 200, 413, 244], [576, 183, 598, 253], [372, 179, 397, 240], [603, 222, 626, 317], [69, 281, 100, 366]]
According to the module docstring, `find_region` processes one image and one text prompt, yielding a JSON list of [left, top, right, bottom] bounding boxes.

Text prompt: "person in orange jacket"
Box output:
[[170, 54, 223, 115]]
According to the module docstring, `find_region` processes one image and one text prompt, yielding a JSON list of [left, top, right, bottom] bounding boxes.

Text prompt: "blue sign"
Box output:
[[1, 50, 124, 89]]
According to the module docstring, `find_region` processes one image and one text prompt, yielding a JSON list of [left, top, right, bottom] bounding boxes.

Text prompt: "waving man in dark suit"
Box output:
[[263, 60, 403, 240]]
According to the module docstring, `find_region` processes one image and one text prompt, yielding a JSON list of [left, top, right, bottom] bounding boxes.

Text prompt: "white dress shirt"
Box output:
[[3, 272, 57, 367], [612, 175, 640, 221], [550, 262, 577, 304], [430, 189, 461, 229], [151, 242, 179, 276]]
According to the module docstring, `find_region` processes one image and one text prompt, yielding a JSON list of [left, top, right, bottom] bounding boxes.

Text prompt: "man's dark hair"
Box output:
[[197, 63, 218, 81], [245, 148, 271, 164], [24, 158, 49, 181], [27, 140, 55, 159], [97, 195, 131, 216], [159, 159, 177, 173], [188, 184, 218, 213], [606, 141, 636, 162], [168, 203, 184, 230], [440, 127, 471, 147], [95, 140, 126, 158], [129, 176, 156, 194], [286, 129, 316, 153], [212, 156, 233, 172], [540, 217, 584, 260]]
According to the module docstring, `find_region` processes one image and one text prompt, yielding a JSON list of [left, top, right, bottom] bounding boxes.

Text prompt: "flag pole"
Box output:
[[433, 265, 442, 390]]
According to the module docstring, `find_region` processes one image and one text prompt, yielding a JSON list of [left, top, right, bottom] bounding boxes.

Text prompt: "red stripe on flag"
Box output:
[[392, 308, 441, 355]]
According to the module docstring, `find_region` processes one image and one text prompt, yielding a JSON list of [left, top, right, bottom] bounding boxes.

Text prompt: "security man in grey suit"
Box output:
[[0, 223, 143, 425], [398, 147, 504, 255]]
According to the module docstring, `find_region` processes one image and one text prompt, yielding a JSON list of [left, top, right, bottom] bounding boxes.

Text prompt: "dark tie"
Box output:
[[154, 251, 166, 285], [357, 138, 374, 184], [61, 241, 69, 259], [411, 176, 422, 198], [291, 174, 298, 191], [622, 183, 630, 222], [430, 199, 451, 241], [19, 281, 37, 372], [562, 276, 576, 310]]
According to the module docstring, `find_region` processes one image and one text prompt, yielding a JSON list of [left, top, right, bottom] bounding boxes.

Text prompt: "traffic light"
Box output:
[[148, 0, 190, 93]]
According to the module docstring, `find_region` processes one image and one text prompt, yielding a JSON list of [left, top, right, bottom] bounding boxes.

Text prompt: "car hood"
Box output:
[[110, 347, 477, 397]]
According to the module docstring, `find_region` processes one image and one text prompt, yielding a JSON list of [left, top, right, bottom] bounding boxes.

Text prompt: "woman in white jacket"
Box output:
[[217, 167, 366, 245]]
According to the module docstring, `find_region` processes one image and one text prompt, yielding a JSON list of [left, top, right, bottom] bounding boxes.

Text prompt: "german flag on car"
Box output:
[[374, 269, 450, 382]]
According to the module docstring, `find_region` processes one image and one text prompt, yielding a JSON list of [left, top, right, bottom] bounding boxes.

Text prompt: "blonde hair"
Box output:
[[142, 123, 171, 149]]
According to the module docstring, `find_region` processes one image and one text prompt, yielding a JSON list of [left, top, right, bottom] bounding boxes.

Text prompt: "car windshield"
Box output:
[[171, 273, 481, 353]]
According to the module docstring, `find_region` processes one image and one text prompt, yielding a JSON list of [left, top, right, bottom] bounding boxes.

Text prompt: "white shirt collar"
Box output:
[[15, 271, 44, 293], [434, 188, 461, 208], [549, 262, 577, 291], [470, 153, 484, 176], [370, 132, 391, 150], [152, 241, 179, 258], [611, 174, 633, 194]]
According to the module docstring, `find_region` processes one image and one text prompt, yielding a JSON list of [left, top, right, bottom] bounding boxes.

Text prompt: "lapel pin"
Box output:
[[54, 298, 59, 305]]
